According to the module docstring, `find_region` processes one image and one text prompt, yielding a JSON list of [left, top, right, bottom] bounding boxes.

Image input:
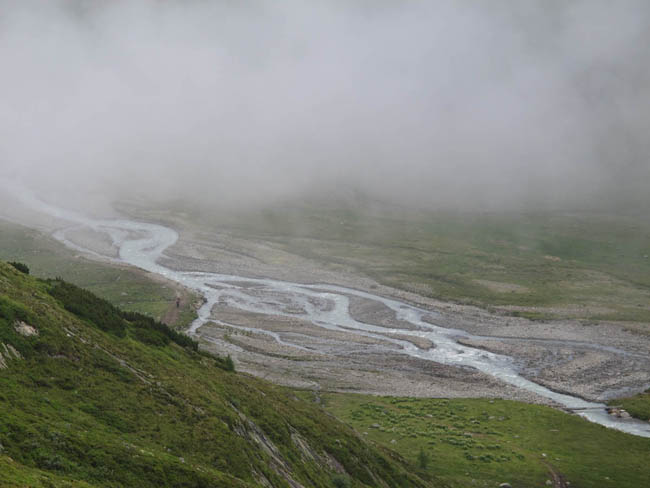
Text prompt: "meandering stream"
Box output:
[[4, 181, 650, 438]]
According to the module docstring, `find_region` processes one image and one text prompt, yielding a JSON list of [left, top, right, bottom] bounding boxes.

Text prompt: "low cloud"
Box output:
[[1, 0, 649, 211]]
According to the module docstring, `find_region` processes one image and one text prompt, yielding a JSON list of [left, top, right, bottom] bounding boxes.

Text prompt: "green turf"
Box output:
[[0, 220, 197, 327], [0, 261, 435, 487], [312, 392, 650, 488], [610, 389, 650, 422]]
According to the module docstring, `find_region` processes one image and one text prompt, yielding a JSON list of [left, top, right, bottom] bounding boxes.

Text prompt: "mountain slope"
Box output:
[[0, 261, 439, 488]]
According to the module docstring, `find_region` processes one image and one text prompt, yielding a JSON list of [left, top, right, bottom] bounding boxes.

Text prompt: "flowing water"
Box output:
[[4, 180, 650, 438]]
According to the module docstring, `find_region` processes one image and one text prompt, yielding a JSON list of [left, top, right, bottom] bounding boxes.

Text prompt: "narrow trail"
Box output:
[[543, 462, 569, 488], [161, 292, 188, 326], [2, 178, 649, 438]]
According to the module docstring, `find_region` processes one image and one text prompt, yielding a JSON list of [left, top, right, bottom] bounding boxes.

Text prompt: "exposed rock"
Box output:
[[499, 483, 512, 488], [2, 343, 22, 361], [322, 451, 346, 475], [6, 344, 22, 359], [232, 406, 306, 488], [14, 321, 38, 336], [253, 470, 273, 488], [0, 343, 23, 369], [606, 407, 632, 419], [290, 429, 317, 462]]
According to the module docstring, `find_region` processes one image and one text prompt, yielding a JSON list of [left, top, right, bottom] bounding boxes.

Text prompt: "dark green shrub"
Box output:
[[224, 355, 235, 372], [9, 261, 29, 274], [133, 327, 169, 347], [417, 447, 429, 469], [48, 280, 126, 337], [122, 310, 198, 351], [332, 474, 351, 488]]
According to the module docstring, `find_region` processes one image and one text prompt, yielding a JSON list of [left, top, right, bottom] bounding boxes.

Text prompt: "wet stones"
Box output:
[[606, 407, 631, 419]]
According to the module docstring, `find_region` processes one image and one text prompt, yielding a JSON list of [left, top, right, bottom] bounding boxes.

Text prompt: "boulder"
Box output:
[[14, 321, 38, 336]]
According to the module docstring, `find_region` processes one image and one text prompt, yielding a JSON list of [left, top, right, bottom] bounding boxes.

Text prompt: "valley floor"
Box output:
[[4, 201, 650, 408], [110, 204, 650, 408], [2, 198, 650, 487]]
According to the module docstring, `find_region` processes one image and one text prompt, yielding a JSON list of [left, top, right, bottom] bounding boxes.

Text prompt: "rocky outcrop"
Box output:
[[14, 321, 38, 336], [0, 342, 23, 369], [231, 405, 305, 488], [606, 407, 631, 419]]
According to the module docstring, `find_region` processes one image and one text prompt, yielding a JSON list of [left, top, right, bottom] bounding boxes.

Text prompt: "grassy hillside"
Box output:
[[0, 219, 197, 327], [312, 392, 650, 488], [0, 261, 438, 488]]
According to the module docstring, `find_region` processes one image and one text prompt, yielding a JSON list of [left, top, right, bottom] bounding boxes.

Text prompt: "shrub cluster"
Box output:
[[47, 280, 197, 350], [48, 280, 126, 337], [45, 279, 238, 370], [122, 310, 198, 350], [9, 261, 30, 274]]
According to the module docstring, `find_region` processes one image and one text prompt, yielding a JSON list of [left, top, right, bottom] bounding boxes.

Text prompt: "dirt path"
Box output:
[[544, 462, 569, 488], [161, 290, 189, 327]]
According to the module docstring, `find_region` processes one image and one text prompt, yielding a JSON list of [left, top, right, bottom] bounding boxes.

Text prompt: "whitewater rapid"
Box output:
[[3, 181, 650, 438]]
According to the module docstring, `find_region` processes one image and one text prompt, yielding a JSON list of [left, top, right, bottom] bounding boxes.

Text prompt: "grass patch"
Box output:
[[312, 392, 650, 488], [206, 204, 650, 325], [0, 261, 434, 487], [610, 389, 650, 421], [0, 220, 197, 328]]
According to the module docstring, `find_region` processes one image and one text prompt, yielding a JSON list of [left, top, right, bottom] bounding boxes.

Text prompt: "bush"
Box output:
[[417, 447, 429, 469], [122, 311, 198, 351], [9, 261, 30, 274], [133, 328, 169, 347], [48, 280, 126, 337], [48, 279, 200, 350], [332, 474, 351, 488], [224, 355, 235, 372]]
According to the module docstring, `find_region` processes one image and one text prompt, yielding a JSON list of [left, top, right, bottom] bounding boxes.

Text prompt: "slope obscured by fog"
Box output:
[[1, 0, 649, 212]]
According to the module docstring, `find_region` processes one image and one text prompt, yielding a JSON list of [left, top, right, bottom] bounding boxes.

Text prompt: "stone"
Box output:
[[14, 321, 38, 336]]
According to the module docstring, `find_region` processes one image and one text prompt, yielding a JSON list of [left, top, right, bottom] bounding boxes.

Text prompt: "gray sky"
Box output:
[[1, 0, 649, 211]]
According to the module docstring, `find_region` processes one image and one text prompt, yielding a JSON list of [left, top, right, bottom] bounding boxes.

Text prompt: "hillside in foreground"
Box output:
[[0, 261, 438, 488]]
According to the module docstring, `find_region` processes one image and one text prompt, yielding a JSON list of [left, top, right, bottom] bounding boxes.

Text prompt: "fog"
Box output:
[[1, 0, 649, 212]]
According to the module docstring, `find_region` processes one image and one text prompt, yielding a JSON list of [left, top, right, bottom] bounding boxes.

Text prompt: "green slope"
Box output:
[[0, 261, 439, 488], [0, 219, 197, 326]]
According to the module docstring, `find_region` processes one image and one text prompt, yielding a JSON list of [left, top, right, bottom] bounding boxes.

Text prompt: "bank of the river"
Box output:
[[2, 180, 649, 437]]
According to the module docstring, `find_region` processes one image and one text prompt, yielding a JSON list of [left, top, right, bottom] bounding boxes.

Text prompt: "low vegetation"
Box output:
[[0, 220, 197, 327], [171, 201, 650, 325], [0, 261, 437, 487], [313, 392, 650, 488], [8, 261, 29, 275], [48, 279, 199, 352], [610, 389, 650, 422]]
